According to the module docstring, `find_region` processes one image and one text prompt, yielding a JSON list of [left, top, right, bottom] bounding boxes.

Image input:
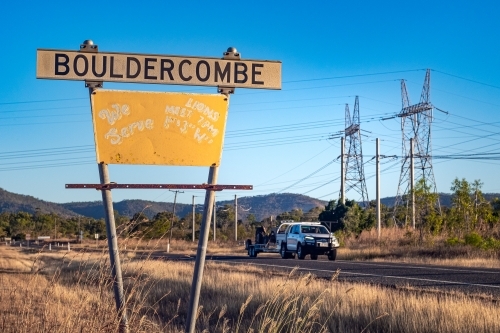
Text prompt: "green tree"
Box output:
[[246, 213, 257, 225], [10, 212, 32, 239], [470, 180, 494, 232], [144, 211, 174, 239], [276, 209, 303, 222], [0, 212, 10, 237], [413, 179, 442, 235], [449, 178, 473, 236], [181, 212, 203, 240], [318, 199, 371, 235]]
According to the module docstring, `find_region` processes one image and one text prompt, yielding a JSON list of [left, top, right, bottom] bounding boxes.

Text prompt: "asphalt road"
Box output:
[[166, 253, 500, 299]]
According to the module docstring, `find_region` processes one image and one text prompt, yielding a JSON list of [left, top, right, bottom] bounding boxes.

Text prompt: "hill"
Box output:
[[0, 187, 327, 222], [380, 193, 500, 208], [0, 187, 79, 217], [223, 193, 327, 221], [62, 193, 328, 222], [61, 200, 193, 220], [2, 187, 499, 222]]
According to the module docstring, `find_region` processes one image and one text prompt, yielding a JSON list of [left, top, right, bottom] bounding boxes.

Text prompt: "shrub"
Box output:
[[445, 237, 463, 246], [483, 237, 500, 250], [464, 232, 483, 248]]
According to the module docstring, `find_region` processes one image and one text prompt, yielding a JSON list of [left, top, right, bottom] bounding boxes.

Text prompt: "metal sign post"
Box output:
[[37, 41, 280, 333], [185, 165, 218, 333], [79, 40, 129, 333], [98, 161, 129, 332]]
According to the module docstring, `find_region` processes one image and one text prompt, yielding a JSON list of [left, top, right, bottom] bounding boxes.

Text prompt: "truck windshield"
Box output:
[[301, 226, 329, 234]]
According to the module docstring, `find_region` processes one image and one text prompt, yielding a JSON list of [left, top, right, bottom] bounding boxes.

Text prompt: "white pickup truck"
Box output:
[[280, 222, 339, 260], [245, 222, 340, 260]]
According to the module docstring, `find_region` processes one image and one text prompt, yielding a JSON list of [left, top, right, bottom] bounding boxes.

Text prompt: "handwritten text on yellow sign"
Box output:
[[90, 90, 229, 166]]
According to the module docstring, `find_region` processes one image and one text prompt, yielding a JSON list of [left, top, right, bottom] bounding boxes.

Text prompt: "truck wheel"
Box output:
[[280, 244, 289, 259], [250, 246, 257, 258], [328, 249, 337, 261], [245, 239, 252, 250], [310, 254, 318, 260], [297, 243, 305, 260]]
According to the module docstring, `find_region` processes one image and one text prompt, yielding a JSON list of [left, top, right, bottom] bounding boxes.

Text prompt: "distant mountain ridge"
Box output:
[[1, 187, 499, 221], [61, 193, 328, 221], [0, 187, 79, 217], [0, 187, 328, 221]]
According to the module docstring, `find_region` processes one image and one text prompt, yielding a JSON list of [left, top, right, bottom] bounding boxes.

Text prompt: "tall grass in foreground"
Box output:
[[0, 246, 499, 333]]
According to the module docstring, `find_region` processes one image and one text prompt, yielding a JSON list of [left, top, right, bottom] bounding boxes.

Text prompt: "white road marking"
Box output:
[[212, 260, 500, 290], [334, 260, 500, 275]]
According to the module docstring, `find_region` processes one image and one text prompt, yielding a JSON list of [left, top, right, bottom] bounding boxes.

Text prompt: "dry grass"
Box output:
[[76, 238, 246, 255], [337, 228, 500, 269], [1, 245, 500, 333]]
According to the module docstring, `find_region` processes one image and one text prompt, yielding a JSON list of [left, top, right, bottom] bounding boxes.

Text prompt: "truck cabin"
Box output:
[[300, 225, 330, 234]]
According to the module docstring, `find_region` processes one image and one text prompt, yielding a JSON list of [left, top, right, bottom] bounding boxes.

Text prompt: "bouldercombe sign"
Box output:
[[36, 49, 281, 89], [90, 90, 229, 166]]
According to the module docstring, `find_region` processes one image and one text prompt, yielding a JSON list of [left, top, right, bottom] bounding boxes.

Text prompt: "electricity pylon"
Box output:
[[342, 96, 369, 206], [394, 69, 440, 226]]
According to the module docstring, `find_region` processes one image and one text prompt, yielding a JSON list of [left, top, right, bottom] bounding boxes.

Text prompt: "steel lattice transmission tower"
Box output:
[[394, 69, 440, 224], [342, 96, 369, 206]]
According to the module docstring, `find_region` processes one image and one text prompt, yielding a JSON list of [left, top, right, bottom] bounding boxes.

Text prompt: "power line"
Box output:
[[284, 69, 426, 83], [432, 69, 500, 90], [278, 158, 339, 193]]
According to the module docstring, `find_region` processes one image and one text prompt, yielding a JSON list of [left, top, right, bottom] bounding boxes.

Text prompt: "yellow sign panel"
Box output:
[[90, 90, 229, 166]]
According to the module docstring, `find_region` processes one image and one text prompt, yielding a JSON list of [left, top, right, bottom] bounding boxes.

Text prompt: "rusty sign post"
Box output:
[[37, 41, 280, 333]]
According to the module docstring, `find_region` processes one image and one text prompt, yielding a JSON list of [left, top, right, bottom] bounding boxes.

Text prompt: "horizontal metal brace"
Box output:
[[65, 183, 253, 191]]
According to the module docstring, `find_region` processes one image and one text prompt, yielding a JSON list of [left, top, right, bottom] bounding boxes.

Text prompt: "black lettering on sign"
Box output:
[[160, 59, 174, 80], [144, 58, 157, 80], [179, 60, 192, 81], [251, 63, 264, 85], [196, 60, 210, 82], [215, 62, 230, 83], [126, 57, 141, 79], [234, 62, 248, 84], [73, 54, 88, 77], [55, 53, 70, 75], [92, 55, 106, 77], [110, 56, 123, 78]]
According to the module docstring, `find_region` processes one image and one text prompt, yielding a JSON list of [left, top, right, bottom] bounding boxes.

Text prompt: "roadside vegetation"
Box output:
[[1, 245, 499, 333], [2, 177, 499, 269]]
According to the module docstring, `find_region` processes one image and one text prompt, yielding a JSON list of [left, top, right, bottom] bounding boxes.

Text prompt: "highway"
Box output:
[[169, 253, 500, 298]]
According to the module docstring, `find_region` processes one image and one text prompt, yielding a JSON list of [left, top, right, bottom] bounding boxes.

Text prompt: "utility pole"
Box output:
[[168, 190, 184, 253], [78, 216, 82, 243], [410, 138, 415, 229], [234, 195, 238, 242], [54, 218, 57, 241], [340, 137, 345, 205], [192, 196, 196, 242], [376, 138, 381, 239], [213, 198, 216, 242]]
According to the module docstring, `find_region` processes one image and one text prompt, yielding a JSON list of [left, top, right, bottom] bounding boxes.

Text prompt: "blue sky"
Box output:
[[1, 0, 500, 206]]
